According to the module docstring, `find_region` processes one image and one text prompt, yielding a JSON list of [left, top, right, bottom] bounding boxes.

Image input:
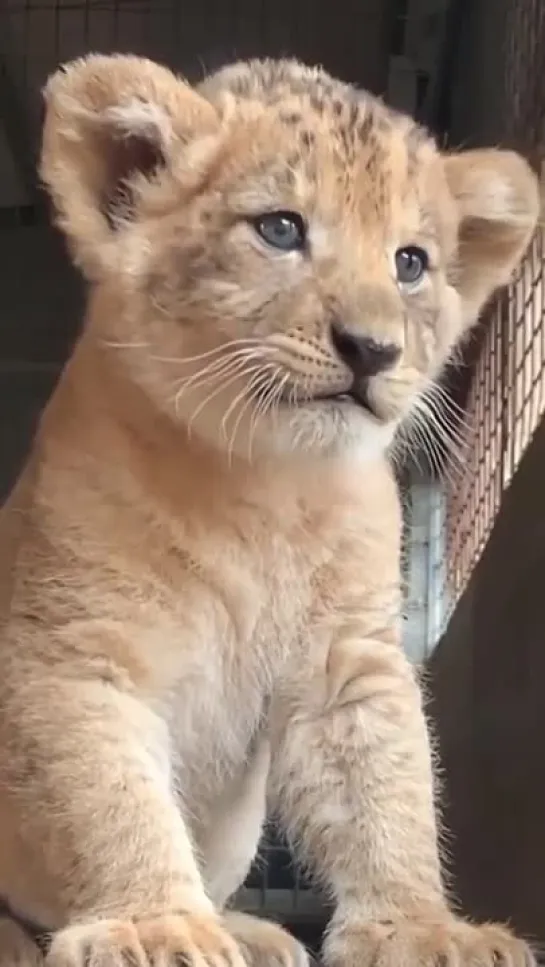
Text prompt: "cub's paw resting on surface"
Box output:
[[326, 917, 535, 967], [46, 913, 246, 967], [224, 912, 309, 967]]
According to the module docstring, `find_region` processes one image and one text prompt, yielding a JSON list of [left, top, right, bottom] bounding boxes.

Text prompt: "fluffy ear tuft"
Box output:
[[40, 54, 219, 279], [444, 149, 541, 323]]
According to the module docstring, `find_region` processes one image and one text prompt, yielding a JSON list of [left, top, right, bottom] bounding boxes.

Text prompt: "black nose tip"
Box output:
[[330, 322, 401, 380]]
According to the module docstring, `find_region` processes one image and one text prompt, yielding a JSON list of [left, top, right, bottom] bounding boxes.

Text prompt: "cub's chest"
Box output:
[[139, 470, 363, 701], [181, 518, 324, 653], [163, 526, 327, 797]]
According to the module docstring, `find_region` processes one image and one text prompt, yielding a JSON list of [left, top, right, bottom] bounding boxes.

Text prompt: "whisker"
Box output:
[[186, 362, 267, 435], [170, 358, 235, 417], [416, 396, 470, 459], [426, 379, 470, 420], [288, 380, 299, 408], [417, 405, 469, 459], [169, 348, 271, 392], [267, 375, 292, 451], [170, 350, 268, 415], [409, 407, 449, 478], [228, 388, 258, 465], [268, 372, 290, 433], [401, 411, 431, 476], [409, 399, 468, 486], [226, 377, 267, 466], [396, 379, 473, 483], [151, 338, 271, 367], [227, 369, 280, 465], [101, 339, 151, 349], [422, 382, 473, 437], [220, 363, 274, 443], [102, 336, 277, 379], [247, 377, 276, 463], [221, 383, 255, 446], [247, 368, 285, 463], [392, 414, 420, 469], [427, 385, 472, 426], [248, 366, 283, 437]]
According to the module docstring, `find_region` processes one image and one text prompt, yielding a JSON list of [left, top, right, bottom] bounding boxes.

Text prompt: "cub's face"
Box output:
[[41, 56, 539, 461]]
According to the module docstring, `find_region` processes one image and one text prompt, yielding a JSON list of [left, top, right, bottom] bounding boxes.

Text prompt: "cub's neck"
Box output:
[[36, 329, 373, 532]]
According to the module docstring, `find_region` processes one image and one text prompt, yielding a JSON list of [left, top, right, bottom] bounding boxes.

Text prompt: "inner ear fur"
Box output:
[[443, 148, 541, 322], [40, 54, 219, 279]]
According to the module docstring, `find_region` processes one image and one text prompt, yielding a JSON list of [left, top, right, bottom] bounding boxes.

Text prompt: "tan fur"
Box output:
[[0, 54, 538, 967]]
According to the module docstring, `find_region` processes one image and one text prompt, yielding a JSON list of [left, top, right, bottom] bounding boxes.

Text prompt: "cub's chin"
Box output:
[[184, 390, 397, 464], [267, 399, 397, 462]]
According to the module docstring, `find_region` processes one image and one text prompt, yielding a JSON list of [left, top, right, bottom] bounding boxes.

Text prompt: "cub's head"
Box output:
[[41, 55, 540, 461]]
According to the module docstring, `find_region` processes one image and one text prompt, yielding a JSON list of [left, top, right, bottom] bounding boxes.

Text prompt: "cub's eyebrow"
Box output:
[[417, 230, 440, 250], [417, 209, 440, 246], [224, 162, 300, 217], [227, 189, 299, 218]]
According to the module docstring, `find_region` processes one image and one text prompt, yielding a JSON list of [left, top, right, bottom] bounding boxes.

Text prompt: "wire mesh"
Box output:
[[1, 0, 392, 144], [445, 233, 545, 604], [442, 0, 545, 607], [235, 829, 329, 924]]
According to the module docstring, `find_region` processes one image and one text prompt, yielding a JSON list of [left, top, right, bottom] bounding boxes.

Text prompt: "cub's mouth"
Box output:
[[309, 386, 379, 420], [279, 383, 379, 419]]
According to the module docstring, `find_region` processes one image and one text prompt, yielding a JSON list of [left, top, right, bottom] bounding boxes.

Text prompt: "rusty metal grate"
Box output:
[[445, 230, 545, 604], [235, 828, 328, 924], [440, 0, 545, 608]]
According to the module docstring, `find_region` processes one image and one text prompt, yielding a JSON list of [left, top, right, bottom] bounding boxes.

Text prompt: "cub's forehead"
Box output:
[[201, 57, 360, 107], [199, 58, 438, 216]]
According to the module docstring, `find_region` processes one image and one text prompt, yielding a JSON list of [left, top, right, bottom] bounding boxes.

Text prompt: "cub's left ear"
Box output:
[[443, 149, 541, 323], [40, 54, 219, 280]]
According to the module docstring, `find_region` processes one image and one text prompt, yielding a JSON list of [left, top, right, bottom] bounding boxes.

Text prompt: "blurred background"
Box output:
[[0, 0, 544, 954]]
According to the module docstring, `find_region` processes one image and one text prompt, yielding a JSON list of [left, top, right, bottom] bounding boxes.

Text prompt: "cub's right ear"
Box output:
[[40, 54, 219, 279]]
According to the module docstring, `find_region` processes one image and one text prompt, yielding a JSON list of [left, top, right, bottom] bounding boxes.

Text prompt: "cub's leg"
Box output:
[[0, 675, 244, 967], [202, 735, 309, 967], [270, 620, 536, 967], [0, 919, 43, 967], [224, 913, 309, 967], [202, 733, 271, 909]]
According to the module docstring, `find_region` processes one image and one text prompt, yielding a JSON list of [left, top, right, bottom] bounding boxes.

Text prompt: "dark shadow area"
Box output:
[[427, 413, 545, 945]]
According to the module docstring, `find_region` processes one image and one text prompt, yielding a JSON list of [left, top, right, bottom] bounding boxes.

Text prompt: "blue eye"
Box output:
[[252, 211, 307, 251], [395, 246, 429, 285]]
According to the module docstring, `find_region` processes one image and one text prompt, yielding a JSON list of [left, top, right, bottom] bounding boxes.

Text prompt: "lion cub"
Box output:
[[0, 54, 538, 967]]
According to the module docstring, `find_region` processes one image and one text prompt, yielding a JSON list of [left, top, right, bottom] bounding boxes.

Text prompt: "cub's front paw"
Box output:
[[325, 917, 535, 967], [46, 912, 247, 967], [224, 911, 309, 967]]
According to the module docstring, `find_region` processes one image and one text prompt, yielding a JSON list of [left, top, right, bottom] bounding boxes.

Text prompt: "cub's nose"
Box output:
[[330, 321, 401, 381]]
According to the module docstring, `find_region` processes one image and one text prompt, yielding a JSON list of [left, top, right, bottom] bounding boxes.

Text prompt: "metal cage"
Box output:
[[441, 0, 545, 608]]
